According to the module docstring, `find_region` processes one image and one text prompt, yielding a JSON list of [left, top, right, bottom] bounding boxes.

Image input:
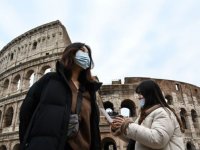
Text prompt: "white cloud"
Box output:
[[0, 1, 27, 41], [31, 0, 70, 22], [0, 0, 71, 48], [0, 0, 199, 87]]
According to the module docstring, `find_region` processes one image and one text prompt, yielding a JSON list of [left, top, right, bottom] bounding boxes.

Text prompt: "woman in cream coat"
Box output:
[[111, 80, 185, 150]]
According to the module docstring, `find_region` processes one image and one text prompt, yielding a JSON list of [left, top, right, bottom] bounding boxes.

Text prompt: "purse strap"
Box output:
[[59, 68, 83, 115], [76, 88, 83, 114]]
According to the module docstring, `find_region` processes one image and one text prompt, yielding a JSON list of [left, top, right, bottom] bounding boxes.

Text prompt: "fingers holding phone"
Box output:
[[111, 115, 125, 131]]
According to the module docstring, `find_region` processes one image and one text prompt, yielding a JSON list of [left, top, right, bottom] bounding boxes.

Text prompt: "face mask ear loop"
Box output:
[[140, 98, 145, 108]]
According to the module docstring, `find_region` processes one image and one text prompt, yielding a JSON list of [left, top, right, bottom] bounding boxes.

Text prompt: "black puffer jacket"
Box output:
[[19, 62, 102, 150]]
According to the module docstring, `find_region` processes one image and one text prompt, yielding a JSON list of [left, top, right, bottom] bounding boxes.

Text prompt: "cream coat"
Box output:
[[125, 107, 184, 150]]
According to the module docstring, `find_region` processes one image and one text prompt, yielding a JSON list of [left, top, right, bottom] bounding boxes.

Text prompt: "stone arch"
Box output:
[[175, 83, 181, 91], [32, 41, 37, 50], [3, 107, 14, 127], [101, 137, 117, 150], [0, 145, 7, 150], [10, 52, 14, 61], [191, 109, 199, 130], [120, 99, 136, 117], [12, 74, 21, 91], [12, 143, 20, 150], [186, 141, 196, 150], [165, 94, 173, 105], [24, 70, 35, 88], [40, 65, 52, 75], [2, 79, 9, 95], [180, 108, 190, 129], [103, 101, 118, 116]]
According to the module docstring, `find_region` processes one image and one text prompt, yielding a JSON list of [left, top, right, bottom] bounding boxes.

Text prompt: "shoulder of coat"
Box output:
[[149, 107, 171, 117], [152, 107, 178, 121], [35, 72, 60, 87]]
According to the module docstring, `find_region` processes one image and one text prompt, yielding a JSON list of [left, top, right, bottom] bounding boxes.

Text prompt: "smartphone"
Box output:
[[100, 108, 113, 123]]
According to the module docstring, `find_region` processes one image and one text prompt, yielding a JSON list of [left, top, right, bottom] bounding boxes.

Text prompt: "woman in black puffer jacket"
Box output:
[[19, 42, 102, 150]]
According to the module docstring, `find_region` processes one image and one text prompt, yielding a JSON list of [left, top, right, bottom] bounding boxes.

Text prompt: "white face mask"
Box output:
[[140, 98, 145, 108], [74, 50, 90, 69]]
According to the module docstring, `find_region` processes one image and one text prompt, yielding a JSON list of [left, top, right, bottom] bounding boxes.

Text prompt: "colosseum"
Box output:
[[0, 20, 199, 150]]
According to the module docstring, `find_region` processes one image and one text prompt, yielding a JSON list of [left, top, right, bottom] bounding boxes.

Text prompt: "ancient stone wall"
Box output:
[[0, 20, 71, 150], [100, 77, 200, 150]]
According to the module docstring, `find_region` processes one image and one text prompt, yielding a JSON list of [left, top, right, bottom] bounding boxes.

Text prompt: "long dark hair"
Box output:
[[60, 42, 94, 84], [136, 80, 184, 132]]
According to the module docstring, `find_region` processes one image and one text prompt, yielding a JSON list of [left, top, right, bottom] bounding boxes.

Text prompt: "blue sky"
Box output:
[[0, 0, 200, 87]]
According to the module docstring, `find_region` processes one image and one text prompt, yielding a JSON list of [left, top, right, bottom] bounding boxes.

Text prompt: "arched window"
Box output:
[[186, 141, 196, 150], [101, 137, 117, 150], [29, 73, 35, 87], [106, 108, 113, 113], [3, 79, 9, 95], [4, 107, 14, 127], [12, 74, 21, 91], [165, 94, 173, 105], [121, 99, 136, 117], [180, 108, 189, 129], [32, 41, 37, 50], [13, 144, 20, 150], [10, 53, 14, 61], [175, 83, 180, 91], [3, 79, 9, 89], [44, 68, 51, 74], [121, 108, 130, 117], [103, 101, 118, 116], [24, 70, 35, 88], [0, 145, 7, 150], [40, 65, 51, 75], [191, 109, 199, 129]]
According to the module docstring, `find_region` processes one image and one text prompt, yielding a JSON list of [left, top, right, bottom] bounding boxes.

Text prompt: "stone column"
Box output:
[[12, 103, 18, 131]]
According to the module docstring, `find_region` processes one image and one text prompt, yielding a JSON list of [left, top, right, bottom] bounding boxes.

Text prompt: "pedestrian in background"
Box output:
[[111, 80, 184, 150]]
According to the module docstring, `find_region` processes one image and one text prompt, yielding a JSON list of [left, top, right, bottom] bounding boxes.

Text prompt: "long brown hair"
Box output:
[[136, 80, 184, 133], [60, 42, 94, 84]]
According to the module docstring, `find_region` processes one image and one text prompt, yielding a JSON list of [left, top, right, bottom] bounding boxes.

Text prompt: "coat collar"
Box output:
[[56, 61, 102, 92]]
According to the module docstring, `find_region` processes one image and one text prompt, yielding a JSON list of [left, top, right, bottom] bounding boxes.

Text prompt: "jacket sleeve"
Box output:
[[125, 109, 175, 149], [19, 81, 41, 143], [19, 73, 52, 143]]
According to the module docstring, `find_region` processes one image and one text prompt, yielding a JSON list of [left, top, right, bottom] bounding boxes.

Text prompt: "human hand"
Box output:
[[111, 116, 125, 131]]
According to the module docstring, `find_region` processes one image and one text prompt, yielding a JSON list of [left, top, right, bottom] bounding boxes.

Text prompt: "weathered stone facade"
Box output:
[[0, 21, 199, 150], [100, 78, 200, 150], [0, 20, 71, 150]]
